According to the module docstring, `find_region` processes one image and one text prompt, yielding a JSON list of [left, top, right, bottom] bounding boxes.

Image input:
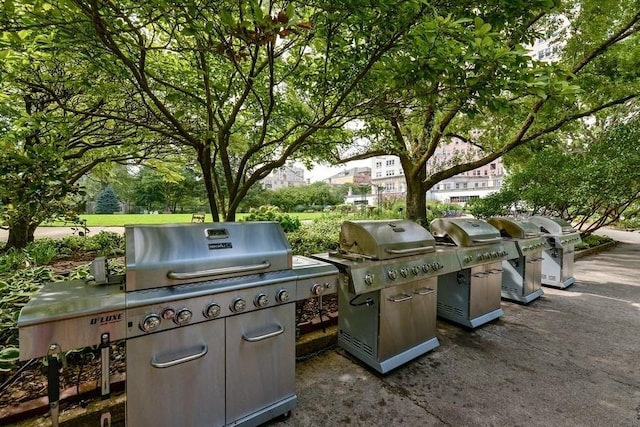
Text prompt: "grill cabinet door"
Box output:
[[379, 279, 437, 360], [469, 263, 502, 318], [225, 303, 295, 423], [126, 319, 226, 427]]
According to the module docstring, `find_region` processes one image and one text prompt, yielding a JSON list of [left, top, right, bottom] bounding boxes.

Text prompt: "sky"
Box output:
[[303, 159, 372, 183]]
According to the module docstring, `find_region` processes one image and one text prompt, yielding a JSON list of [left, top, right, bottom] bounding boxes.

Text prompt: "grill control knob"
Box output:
[[399, 268, 409, 278], [311, 283, 324, 296], [411, 266, 420, 275], [254, 293, 269, 308], [364, 273, 374, 286], [231, 298, 247, 313], [140, 314, 161, 333], [203, 303, 221, 319], [174, 308, 192, 325], [387, 270, 398, 280], [276, 288, 290, 303], [463, 255, 473, 264], [421, 263, 430, 273], [162, 308, 176, 320]]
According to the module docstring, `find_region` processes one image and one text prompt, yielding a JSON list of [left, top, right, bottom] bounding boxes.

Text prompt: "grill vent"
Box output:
[[437, 302, 464, 319], [340, 330, 374, 356]]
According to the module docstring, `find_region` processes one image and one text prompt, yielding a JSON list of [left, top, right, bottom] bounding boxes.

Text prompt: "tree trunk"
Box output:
[[197, 146, 220, 222], [405, 169, 428, 227], [4, 217, 32, 251]]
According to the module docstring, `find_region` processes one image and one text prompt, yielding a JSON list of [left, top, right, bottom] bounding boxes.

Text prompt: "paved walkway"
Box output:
[[268, 228, 640, 427]]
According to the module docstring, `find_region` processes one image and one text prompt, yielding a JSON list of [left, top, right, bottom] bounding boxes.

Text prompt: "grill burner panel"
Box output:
[[314, 250, 459, 295]]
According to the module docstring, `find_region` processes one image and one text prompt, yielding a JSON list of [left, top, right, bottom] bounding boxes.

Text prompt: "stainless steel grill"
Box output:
[[528, 216, 582, 289], [312, 220, 459, 374], [430, 218, 519, 328], [18, 222, 338, 427], [487, 217, 550, 303]]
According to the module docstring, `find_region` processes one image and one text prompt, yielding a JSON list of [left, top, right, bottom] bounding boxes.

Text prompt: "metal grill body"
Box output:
[[430, 218, 519, 328], [18, 222, 338, 427], [528, 216, 582, 289], [312, 220, 459, 374], [487, 217, 550, 303]]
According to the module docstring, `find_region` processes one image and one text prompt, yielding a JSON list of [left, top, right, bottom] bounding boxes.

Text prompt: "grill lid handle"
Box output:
[[471, 237, 502, 244], [385, 246, 434, 255], [167, 261, 271, 280]]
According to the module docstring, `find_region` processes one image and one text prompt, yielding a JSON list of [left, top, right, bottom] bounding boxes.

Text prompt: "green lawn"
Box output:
[[44, 212, 326, 227]]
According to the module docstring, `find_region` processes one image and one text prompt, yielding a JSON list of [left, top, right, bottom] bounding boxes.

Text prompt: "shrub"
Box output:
[[242, 205, 302, 232], [287, 216, 342, 255]]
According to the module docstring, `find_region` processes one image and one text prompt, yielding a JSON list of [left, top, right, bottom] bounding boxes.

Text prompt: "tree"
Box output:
[[336, 0, 640, 224], [468, 119, 640, 236], [95, 186, 120, 214], [32, 0, 428, 221], [0, 6, 172, 249]]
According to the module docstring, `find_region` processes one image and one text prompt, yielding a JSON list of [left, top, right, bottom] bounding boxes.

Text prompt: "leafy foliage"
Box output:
[[469, 119, 640, 235], [95, 186, 120, 214], [287, 216, 342, 255], [241, 205, 301, 232]]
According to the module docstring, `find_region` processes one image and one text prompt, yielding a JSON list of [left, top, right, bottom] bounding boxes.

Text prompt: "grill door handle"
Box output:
[[151, 345, 208, 368], [388, 293, 413, 303], [243, 325, 285, 342], [167, 261, 271, 280], [472, 238, 502, 244], [386, 246, 434, 255], [414, 287, 435, 295]]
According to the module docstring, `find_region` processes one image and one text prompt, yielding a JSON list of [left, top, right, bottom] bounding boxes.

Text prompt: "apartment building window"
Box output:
[[375, 161, 382, 168], [484, 170, 488, 176], [386, 170, 395, 176], [375, 171, 382, 178], [386, 159, 395, 166]]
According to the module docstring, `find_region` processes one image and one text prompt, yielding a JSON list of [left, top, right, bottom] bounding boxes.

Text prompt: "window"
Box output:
[[386, 170, 395, 176], [386, 159, 395, 166], [375, 171, 382, 178], [375, 161, 382, 168]]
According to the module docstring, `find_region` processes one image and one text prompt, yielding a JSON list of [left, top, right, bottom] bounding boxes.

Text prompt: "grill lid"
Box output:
[[430, 218, 502, 247], [487, 217, 542, 239], [125, 222, 292, 291], [528, 216, 576, 235], [338, 220, 435, 260]]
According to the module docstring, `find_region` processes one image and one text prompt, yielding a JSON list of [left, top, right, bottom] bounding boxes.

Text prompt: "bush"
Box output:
[[241, 205, 302, 232], [287, 216, 342, 255], [575, 234, 614, 250]]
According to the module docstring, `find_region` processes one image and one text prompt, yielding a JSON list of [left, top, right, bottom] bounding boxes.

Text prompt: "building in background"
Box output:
[[425, 139, 504, 204], [366, 139, 505, 207], [323, 167, 371, 186], [261, 164, 306, 190]]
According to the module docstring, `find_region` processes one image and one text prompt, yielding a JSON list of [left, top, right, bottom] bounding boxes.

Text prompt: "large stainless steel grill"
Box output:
[[18, 222, 338, 427], [430, 218, 519, 328], [487, 217, 549, 303], [528, 216, 582, 289], [312, 220, 459, 374]]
